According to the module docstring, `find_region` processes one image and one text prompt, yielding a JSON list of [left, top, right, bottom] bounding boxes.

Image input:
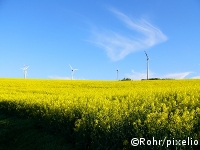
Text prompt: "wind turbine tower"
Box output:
[[21, 65, 29, 79], [116, 69, 119, 80], [144, 51, 150, 80], [69, 64, 78, 80]]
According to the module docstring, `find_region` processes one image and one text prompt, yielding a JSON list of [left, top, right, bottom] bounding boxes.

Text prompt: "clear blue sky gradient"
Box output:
[[0, 0, 200, 80]]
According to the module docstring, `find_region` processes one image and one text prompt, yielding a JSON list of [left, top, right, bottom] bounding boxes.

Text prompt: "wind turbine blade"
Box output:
[[144, 50, 148, 57], [69, 64, 73, 70], [74, 69, 78, 71]]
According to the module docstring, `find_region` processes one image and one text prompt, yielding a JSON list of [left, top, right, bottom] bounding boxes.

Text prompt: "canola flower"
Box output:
[[0, 78, 200, 149]]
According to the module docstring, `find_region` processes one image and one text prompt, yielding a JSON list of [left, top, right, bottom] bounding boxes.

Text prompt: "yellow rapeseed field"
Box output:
[[0, 78, 200, 149]]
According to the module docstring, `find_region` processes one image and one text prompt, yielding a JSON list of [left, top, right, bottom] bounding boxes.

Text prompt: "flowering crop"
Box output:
[[0, 79, 200, 149]]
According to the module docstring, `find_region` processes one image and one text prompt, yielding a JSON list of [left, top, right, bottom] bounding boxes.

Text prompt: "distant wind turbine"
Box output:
[[116, 68, 119, 80], [69, 64, 78, 80], [21, 65, 29, 79], [144, 51, 150, 80]]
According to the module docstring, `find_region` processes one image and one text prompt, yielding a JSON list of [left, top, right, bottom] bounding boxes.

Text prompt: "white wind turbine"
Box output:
[[116, 68, 119, 80], [144, 51, 150, 80], [69, 64, 78, 80], [21, 65, 29, 79]]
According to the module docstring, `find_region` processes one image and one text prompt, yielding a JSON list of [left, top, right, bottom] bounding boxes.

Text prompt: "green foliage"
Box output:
[[121, 78, 132, 81], [148, 78, 161, 80], [0, 112, 73, 150]]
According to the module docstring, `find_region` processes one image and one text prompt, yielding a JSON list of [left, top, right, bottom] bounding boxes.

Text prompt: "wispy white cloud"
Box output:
[[48, 76, 86, 80], [125, 70, 155, 80], [162, 72, 191, 79], [125, 71, 192, 80], [48, 76, 71, 80], [190, 76, 200, 79], [91, 8, 167, 61]]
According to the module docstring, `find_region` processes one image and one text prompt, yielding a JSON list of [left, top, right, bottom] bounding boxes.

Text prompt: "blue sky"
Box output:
[[0, 0, 200, 80]]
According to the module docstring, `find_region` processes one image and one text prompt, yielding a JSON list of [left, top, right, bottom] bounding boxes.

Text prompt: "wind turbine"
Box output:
[[21, 65, 29, 79], [116, 68, 119, 80], [144, 51, 150, 80], [69, 64, 78, 80]]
